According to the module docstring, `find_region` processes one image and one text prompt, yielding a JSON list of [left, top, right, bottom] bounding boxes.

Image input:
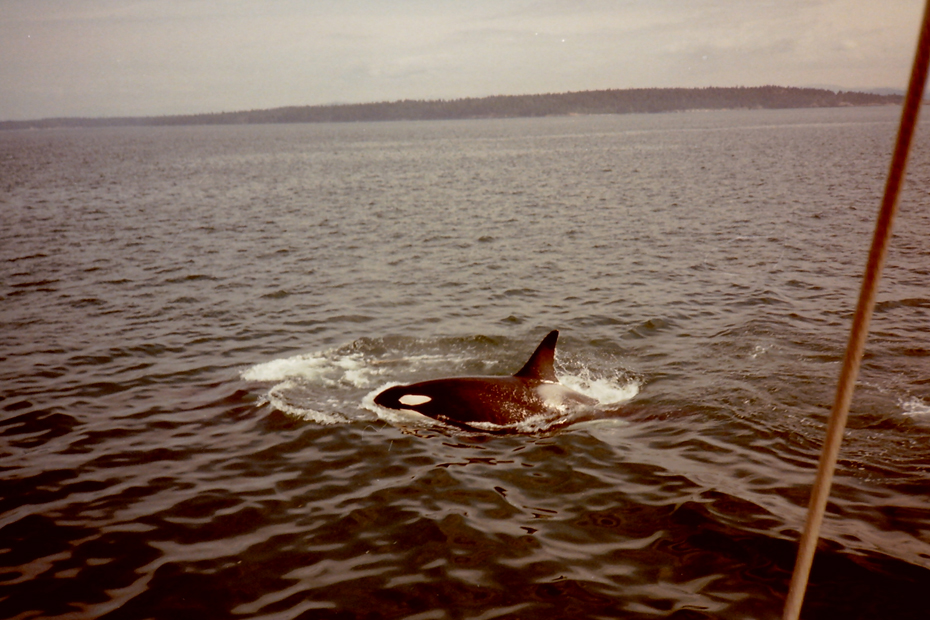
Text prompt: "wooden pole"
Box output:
[[781, 3, 930, 619]]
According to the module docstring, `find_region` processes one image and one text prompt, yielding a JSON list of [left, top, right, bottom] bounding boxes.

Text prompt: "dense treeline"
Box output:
[[1, 86, 903, 130]]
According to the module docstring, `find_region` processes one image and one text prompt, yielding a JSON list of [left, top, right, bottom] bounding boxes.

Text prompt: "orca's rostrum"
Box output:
[[374, 330, 598, 430]]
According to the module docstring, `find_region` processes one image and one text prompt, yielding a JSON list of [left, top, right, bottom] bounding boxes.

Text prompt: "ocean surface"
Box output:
[[2, 106, 929, 619]]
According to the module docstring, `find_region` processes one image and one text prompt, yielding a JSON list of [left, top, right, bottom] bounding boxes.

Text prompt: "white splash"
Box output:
[[901, 396, 930, 419], [561, 373, 640, 406], [241, 350, 376, 388]]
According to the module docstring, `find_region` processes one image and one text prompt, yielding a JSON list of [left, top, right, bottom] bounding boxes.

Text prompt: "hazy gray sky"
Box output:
[[1, 0, 925, 120]]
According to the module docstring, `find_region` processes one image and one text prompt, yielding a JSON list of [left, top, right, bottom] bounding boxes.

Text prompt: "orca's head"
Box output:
[[374, 384, 435, 412]]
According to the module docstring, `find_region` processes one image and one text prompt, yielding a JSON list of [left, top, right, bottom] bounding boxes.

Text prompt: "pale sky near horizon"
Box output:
[[1, 0, 925, 121]]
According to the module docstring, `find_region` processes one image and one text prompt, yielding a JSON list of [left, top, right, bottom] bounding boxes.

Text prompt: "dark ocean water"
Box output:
[[2, 107, 929, 619]]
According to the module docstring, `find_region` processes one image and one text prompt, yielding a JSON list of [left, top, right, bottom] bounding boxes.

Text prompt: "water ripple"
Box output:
[[2, 108, 929, 618]]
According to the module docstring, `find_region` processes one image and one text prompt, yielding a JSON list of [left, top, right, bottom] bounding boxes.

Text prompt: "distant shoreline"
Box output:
[[0, 86, 903, 130]]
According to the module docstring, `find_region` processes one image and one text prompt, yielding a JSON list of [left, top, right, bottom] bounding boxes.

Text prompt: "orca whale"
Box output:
[[373, 330, 598, 429]]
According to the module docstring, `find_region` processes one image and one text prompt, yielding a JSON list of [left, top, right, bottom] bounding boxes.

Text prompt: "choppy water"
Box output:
[[2, 107, 930, 619]]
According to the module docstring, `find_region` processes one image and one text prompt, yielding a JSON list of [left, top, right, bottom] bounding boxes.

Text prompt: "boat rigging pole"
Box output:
[[782, 3, 930, 619]]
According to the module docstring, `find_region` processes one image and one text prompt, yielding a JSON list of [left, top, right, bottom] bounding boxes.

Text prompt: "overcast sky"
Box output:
[[1, 0, 925, 120]]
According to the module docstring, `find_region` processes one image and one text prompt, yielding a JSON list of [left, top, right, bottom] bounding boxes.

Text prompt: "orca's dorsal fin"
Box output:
[[513, 330, 559, 382]]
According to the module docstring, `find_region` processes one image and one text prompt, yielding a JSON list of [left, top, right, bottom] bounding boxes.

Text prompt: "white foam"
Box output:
[[241, 350, 379, 388], [241, 353, 330, 382], [561, 373, 640, 406], [901, 396, 930, 419], [511, 413, 575, 434]]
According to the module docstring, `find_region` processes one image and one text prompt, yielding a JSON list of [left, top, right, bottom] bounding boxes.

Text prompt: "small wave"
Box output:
[[901, 397, 930, 420], [264, 380, 351, 425], [260, 289, 290, 299], [242, 346, 388, 423], [464, 413, 575, 435], [875, 297, 930, 312]]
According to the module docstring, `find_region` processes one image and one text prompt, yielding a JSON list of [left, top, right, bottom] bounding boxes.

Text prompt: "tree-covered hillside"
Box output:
[[1, 86, 903, 130]]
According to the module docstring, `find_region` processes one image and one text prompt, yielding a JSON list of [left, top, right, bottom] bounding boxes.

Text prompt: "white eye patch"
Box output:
[[399, 394, 432, 406]]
